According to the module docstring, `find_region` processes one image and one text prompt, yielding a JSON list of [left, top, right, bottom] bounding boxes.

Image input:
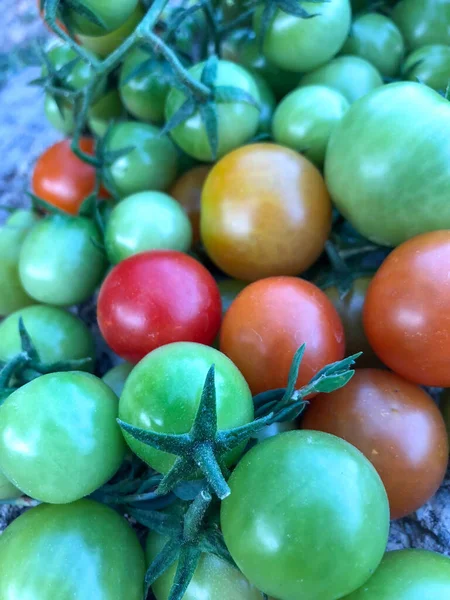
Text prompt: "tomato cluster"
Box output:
[[1, 0, 450, 598]]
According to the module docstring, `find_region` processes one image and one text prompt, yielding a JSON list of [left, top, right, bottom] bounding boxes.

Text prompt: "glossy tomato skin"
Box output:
[[340, 14, 405, 78], [0, 372, 125, 503], [165, 60, 260, 162], [119, 342, 253, 473], [253, 0, 351, 73], [0, 305, 95, 372], [0, 471, 21, 501], [221, 431, 389, 600], [364, 231, 450, 386], [201, 144, 332, 282], [19, 214, 107, 306], [0, 499, 146, 600], [102, 362, 133, 398], [0, 210, 38, 317], [403, 44, 450, 92], [104, 122, 178, 197], [32, 138, 104, 216], [392, 0, 450, 50], [325, 83, 450, 246], [272, 85, 349, 167], [300, 56, 384, 104], [98, 251, 222, 363], [169, 165, 211, 244], [220, 277, 345, 395], [146, 530, 265, 600], [343, 550, 450, 599], [105, 191, 193, 263], [303, 369, 448, 519], [65, 0, 139, 36]]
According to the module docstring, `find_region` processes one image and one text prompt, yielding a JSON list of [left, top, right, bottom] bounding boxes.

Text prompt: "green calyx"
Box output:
[[118, 365, 273, 500]]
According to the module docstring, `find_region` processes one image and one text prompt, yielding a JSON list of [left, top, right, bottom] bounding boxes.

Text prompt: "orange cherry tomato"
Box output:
[[303, 369, 449, 519], [364, 231, 450, 386], [201, 144, 332, 282], [169, 166, 211, 244], [220, 276, 345, 395]]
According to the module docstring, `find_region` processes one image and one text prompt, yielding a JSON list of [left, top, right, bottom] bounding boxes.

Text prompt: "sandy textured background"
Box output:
[[1, 0, 450, 556]]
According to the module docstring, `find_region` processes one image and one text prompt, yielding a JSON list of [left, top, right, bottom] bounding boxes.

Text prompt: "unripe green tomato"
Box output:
[[44, 94, 75, 134], [272, 85, 349, 168], [119, 48, 170, 124], [102, 362, 133, 398], [105, 191, 193, 264], [0, 210, 38, 317], [88, 89, 126, 137], [0, 305, 96, 372], [300, 55, 384, 103], [340, 13, 405, 78], [0, 470, 21, 501], [165, 60, 260, 162], [392, 0, 450, 50], [77, 3, 144, 57], [65, 0, 139, 37], [403, 44, 450, 92], [104, 122, 178, 196], [19, 215, 107, 306], [251, 71, 276, 133]]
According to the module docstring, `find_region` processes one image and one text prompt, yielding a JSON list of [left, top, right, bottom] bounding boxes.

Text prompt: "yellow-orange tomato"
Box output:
[[201, 144, 332, 282], [169, 166, 211, 244]]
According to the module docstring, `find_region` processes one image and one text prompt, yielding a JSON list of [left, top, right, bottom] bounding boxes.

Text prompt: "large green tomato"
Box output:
[[340, 13, 405, 78], [102, 362, 133, 397], [165, 60, 260, 162], [272, 85, 349, 167], [146, 531, 265, 600], [221, 430, 389, 600], [392, 0, 450, 50], [325, 82, 450, 246], [105, 191, 193, 263], [119, 342, 254, 473], [253, 0, 351, 73], [252, 71, 276, 133], [0, 470, 21, 500], [300, 56, 384, 103], [0, 305, 95, 371], [104, 121, 178, 196], [0, 372, 125, 503], [0, 500, 145, 600], [403, 44, 450, 92], [65, 0, 139, 36], [88, 89, 125, 137], [343, 550, 450, 599], [119, 47, 170, 124], [19, 214, 107, 306], [0, 210, 38, 317]]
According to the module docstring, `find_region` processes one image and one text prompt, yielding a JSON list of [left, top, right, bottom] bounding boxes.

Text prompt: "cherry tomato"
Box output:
[[169, 165, 211, 244], [32, 138, 108, 216], [102, 362, 133, 398], [392, 0, 450, 50], [221, 431, 389, 600], [44, 94, 75, 135], [64, 0, 139, 37], [364, 231, 450, 386], [303, 369, 448, 519], [98, 251, 222, 363], [220, 277, 345, 395], [201, 144, 332, 281]]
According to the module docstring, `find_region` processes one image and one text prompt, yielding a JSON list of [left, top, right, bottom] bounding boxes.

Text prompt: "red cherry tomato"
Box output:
[[220, 277, 345, 395], [97, 251, 222, 363]]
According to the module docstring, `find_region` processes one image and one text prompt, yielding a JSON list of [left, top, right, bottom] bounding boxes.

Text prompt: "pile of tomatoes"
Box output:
[[0, 0, 450, 598]]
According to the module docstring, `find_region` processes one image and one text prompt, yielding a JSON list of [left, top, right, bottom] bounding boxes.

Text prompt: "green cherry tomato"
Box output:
[[0, 471, 21, 501], [88, 89, 126, 137], [146, 531, 265, 600], [392, 0, 450, 50], [272, 85, 349, 168], [251, 71, 276, 133], [221, 430, 389, 600], [119, 47, 170, 124], [0, 499, 146, 600], [104, 121, 178, 196], [102, 362, 134, 397], [77, 3, 144, 57], [403, 44, 450, 92], [325, 82, 450, 246], [0, 305, 95, 371], [0, 210, 38, 317], [343, 550, 450, 599], [19, 214, 107, 306], [340, 13, 405, 78], [0, 372, 125, 503], [165, 60, 260, 162], [44, 41, 104, 94], [119, 342, 254, 474], [105, 191, 193, 263], [218, 278, 248, 314], [44, 94, 76, 134], [253, 0, 351, 73], [300, 56, 384, 103], [65, 0, 139, 36]]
